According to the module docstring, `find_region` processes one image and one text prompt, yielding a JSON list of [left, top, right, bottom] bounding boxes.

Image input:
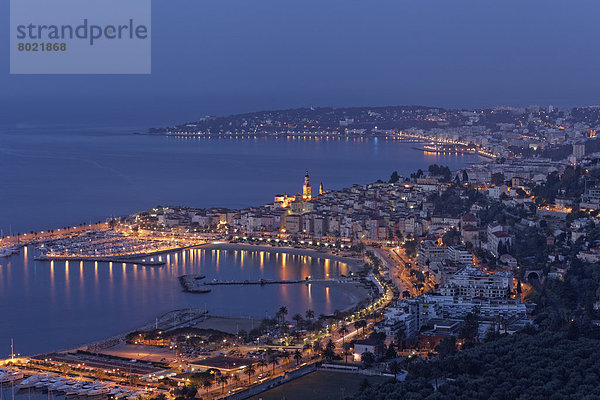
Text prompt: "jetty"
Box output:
[[34, 255, 166, 266], [204, 278, 353, 286], [178, 274, 211, 293]]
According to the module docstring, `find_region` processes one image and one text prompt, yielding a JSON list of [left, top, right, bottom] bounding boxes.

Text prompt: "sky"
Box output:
[[1, 0, 600, 128]]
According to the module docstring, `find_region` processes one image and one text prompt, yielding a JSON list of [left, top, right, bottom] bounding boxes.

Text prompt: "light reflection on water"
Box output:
[[0, 246, 354, 358]]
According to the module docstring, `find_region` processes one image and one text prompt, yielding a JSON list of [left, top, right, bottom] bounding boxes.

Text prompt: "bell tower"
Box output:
[[302, 171, 312, 200]]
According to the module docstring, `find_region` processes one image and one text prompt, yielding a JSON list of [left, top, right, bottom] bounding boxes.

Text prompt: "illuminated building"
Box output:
[[302, 171, 312, 200], [274, 171, 321, 209]]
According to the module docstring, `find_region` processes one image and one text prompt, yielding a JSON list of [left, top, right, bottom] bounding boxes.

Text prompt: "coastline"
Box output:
[[197, 242, 364, 271], [35, 242, 369, 358]]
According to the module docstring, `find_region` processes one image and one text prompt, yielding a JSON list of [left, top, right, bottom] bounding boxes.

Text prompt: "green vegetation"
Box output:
[[352, 332, 600, 400], [248, 371, 389, 400], [532, 166, 600, 205], [428, 188, 487, 216], [428, 164, 452, 182]]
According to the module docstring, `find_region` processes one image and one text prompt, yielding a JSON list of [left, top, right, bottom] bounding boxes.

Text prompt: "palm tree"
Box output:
[[217, 375, 229, 393], [293, 349, 302, 365], [244, 364, 256, 383], [324, 339, 336, 361], [257, 359, 267, 373], [201, 378, 212, 394], [282, 350, 291, 365], [339, 323, 349, 361], [343, 342, 353, 364], [292, 313, 304, 328], [269, 354, 279, 375], [276, 306, 288, 324], [355, 320, 367, 336], [305, 309, 315, 320], [312, 340, 323, 357], [302, 342, 312, 355]]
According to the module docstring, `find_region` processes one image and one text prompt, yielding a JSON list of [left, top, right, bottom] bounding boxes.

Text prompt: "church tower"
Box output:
[[319, 182, 324, 195], [302, 171, 312, 200]]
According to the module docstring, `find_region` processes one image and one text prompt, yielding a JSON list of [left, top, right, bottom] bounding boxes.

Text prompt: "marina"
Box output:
[[0, 368, 156, 399], [0, 245, 363, 358]]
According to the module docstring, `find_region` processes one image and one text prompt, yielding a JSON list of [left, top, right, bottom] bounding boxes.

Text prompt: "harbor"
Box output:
[[0, 367, 157, 400]]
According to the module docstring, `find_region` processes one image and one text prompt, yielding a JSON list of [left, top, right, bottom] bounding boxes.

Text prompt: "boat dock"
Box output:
[[204, 278, 353, 286], [34, 255, 166, 266]]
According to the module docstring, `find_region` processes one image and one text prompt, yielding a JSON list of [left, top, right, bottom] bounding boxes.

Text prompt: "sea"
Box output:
[[0, 124, 481, 359]]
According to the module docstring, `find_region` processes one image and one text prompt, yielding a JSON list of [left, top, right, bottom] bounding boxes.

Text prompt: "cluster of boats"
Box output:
[[0, 369, 24, 383], [3, 371, 151, 399], [0, 246, 20, 258]]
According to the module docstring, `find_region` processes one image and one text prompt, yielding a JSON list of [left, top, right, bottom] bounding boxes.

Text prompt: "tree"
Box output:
[[339, 323, 349, 358], [292, 313, 304, 328], [269, 354, 279, 374], [442, 228, 460, 246], [491, 172, 505, 186], [313, 340, 323, 357], [361, 351, 375, 368], [395, 330, 406, 351], [276, 306, 288, 324], [305, 309, 315, 320], [355, 320, 367, 335], [385, 343, 396, 359], [459, 312, 480, 343], [282, 350, 291, 365], [302, 342, 312, 355], [257, 359, 267, 373], [389, 171, 400, 183], [217, 375, 229, 393], [389, 360, 401, 379], [436, 336, 457, 358], [403, 240, 418, 258], [293, 349, 302, 365], [244, 364, 256, 383], [201, 379, 212, 394], [174, 383, 197, 399], [323, 339, 336, 361], [462, 170, 469, 183]]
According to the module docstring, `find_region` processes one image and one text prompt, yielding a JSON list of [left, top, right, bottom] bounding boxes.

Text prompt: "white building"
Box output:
[[448, 245, 473, 265], [439, 265, 513, 298], [417, 240, 447, 270]]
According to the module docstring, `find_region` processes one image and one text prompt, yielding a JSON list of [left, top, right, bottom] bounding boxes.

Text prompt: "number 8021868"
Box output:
[[18, 43, 67, 52]]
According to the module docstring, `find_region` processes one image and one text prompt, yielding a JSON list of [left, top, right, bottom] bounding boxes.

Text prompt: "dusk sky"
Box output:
[[2, 0, 600, 127]]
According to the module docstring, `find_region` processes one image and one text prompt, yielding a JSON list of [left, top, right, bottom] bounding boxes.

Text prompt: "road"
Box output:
[[371, 246, 417, 297]]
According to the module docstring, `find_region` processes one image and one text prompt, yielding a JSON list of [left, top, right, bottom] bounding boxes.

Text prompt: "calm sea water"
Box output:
[[0, 246, 354, 358], [0, 126, 480, 359], [0, 126, 480, 234]]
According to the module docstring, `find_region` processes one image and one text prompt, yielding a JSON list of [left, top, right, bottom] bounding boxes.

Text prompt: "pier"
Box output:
[[203, 278, 354, 286], [34, 255, 166, 266], [178, 274, 211, 293]]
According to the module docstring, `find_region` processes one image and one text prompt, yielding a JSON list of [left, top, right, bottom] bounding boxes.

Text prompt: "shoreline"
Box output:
[[198, 242, 364, 271], [28, 242, 369, 358]]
